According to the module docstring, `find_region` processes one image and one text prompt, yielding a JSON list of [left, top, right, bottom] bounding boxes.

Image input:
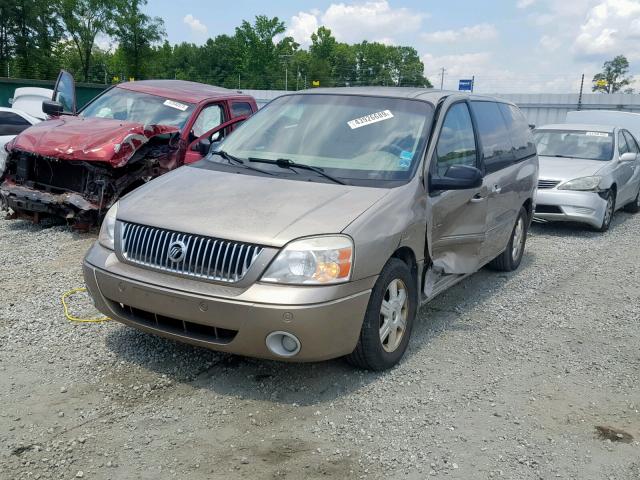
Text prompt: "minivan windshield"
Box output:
[[533, 129, 614, 161], [80, 87, 195, 128], [212, 94, 433, 186]]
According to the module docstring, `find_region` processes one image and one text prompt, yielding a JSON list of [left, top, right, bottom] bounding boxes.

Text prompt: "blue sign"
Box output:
[[459, 79, 474, 92]]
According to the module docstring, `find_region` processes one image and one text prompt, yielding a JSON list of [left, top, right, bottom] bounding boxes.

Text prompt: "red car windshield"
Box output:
[[80, 87, 195, 128]]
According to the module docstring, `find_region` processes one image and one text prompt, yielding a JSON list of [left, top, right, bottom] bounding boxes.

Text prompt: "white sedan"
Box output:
[[0, 87, 52, 176], [0, 107, 42, 175], [533, 123, 640, 231]]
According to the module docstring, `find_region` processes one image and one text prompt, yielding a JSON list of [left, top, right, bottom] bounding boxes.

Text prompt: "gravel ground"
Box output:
[[1, 212, 639, 480]]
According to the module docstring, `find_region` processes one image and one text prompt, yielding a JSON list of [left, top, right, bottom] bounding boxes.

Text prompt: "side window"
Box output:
[[191, 104, 224, 139], [498, 103, 536, 161], [0, 111, 32, 136], [434, 102, 477, 176], [470, 101, 514, 173], [231, 102, 253, 117], [618, 131, 630, 155], [622, 131, 639, 154]]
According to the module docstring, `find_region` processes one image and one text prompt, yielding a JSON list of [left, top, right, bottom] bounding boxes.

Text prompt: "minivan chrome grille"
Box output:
[[538, 179, 561, 189], [119, 222, 263, 283]]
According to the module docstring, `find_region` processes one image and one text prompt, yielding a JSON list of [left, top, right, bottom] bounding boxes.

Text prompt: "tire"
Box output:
[[346, 258, 416, 371], [623, 187, 640, 213], [488, 206, 528, 272], [595, 190, 615, 232]]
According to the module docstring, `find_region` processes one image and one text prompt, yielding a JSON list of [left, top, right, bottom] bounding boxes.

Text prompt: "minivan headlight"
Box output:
[[261, 236, 353, 285], [558, 176, 602, 191], [98, 202, 118, 250]]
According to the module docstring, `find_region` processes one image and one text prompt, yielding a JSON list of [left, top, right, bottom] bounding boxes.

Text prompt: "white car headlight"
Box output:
[[558, 176, 602, 191], [262, 235, 354, 285], [98, 202, 118, 250]]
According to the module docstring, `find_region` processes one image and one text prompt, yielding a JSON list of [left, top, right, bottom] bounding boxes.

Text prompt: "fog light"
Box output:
[[282, 335, 298, 353], [266, 331, 301, 357]]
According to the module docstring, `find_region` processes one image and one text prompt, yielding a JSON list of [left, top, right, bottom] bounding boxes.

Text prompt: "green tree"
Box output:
[[234, 16, 298, 89], [59, 0, 114, 82], [592, 55, 633, 94], [309, 27, 338, 87], [110, 0, 164, 80]]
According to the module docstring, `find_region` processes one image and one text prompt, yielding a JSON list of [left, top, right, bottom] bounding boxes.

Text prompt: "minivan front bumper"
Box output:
[[533, 189, 606, 228], [83, 242, 374, 362]]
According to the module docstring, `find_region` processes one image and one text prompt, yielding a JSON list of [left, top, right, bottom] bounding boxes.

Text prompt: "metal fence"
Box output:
[[4, 79, 640, 128], [494, 93, 640, 126], [239, 89, 640, 126]]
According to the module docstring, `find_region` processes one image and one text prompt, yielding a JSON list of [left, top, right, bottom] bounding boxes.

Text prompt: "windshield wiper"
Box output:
[[247, 157, 346, 185], [209, 150, 275, 175]]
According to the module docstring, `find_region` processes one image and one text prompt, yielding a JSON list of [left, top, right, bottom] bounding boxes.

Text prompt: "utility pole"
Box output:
[[471, 75, 475, 93], [577, 73, 584, 111], [280, 54, 292, 91], [238, 74, 241, 90], [440, 67, 446, 90]]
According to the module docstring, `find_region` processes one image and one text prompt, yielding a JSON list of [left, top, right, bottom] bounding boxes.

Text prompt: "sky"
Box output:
[[142, 0, 640, 94]]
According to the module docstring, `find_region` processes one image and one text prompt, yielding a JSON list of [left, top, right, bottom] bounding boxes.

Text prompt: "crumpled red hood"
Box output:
[[9, 116, 180, 167]]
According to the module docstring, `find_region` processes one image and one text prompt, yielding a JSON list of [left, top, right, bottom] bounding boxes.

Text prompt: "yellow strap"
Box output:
[[61, 288, 111, 323]]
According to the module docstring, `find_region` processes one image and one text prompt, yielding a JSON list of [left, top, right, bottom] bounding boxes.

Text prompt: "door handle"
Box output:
[[470, 193, 486, 203]]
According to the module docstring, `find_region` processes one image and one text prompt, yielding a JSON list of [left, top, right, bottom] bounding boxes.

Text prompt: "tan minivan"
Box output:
[[84, 88, 538, 370]]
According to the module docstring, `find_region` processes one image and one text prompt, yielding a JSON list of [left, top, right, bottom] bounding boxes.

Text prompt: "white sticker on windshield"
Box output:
[[585, 131, 610, 137], [163, 99, 189, 111], [347, 110, 394, 129]]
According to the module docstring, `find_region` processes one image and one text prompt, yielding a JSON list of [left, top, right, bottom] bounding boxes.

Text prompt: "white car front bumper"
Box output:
[[533, 189, 607, 228]]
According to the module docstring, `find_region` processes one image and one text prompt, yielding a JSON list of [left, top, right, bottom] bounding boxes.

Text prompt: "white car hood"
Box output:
[[538, 155, 607, 182]]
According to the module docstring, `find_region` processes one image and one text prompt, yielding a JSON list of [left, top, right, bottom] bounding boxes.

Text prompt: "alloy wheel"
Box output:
[[604, 195, 614, 227], [511, 216, 525, 261], [379, 278, 408, 353]]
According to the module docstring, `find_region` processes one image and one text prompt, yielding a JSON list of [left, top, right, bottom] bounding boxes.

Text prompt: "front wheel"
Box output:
[[595, 190, 615, 232], [488, 206, 528, 272], [346, 258, 416, 371]]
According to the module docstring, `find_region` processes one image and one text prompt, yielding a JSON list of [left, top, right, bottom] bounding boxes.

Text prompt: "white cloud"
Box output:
[[183, 14, 208, 36], [517, 0, 536, 8], [539, 34, 559, 51], [421, 51, 585, 94], [287, 12, 319, 46], [286, 1, 425, 46], [572, 0, 640, 60], [421, 24, 498, 43]]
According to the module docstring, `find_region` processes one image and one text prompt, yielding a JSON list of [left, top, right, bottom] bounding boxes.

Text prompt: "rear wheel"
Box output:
[[623, 187, 640, 213], [488, 206, 528, 272], [346, 258, 416, 371], [595, 190, 615, 232]]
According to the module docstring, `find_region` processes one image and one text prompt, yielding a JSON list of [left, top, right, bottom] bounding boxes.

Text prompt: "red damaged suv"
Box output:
[[0, 71, 257, 225]]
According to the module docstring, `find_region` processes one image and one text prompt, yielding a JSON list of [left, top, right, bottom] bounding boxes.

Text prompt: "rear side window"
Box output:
[[498, 103, 536, 161], [434, 102, 477, 176], [231, 102, 253, 117], [618, 131, 630, 155], [470, 101, 514, 173], [0, 111, 32, 136], [622, 130, 639, 154]]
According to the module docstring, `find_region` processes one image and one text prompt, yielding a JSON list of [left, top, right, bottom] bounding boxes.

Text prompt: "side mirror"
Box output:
[[429, 165, 483, 191], [42, 100, 63, 117], [197, 138, 212, 156], [619, 152, 637, 162]]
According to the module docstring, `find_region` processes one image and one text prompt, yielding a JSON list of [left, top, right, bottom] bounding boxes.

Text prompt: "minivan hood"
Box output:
[[9, 116, 179, 167], [538, 155, 607, 182], [117, 164, 390, 247]]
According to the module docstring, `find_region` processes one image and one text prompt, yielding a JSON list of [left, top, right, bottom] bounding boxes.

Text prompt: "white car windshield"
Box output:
[[534, 129, 614, 161], [213, 94, 433, 186], [80, 87, 194, 128]]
